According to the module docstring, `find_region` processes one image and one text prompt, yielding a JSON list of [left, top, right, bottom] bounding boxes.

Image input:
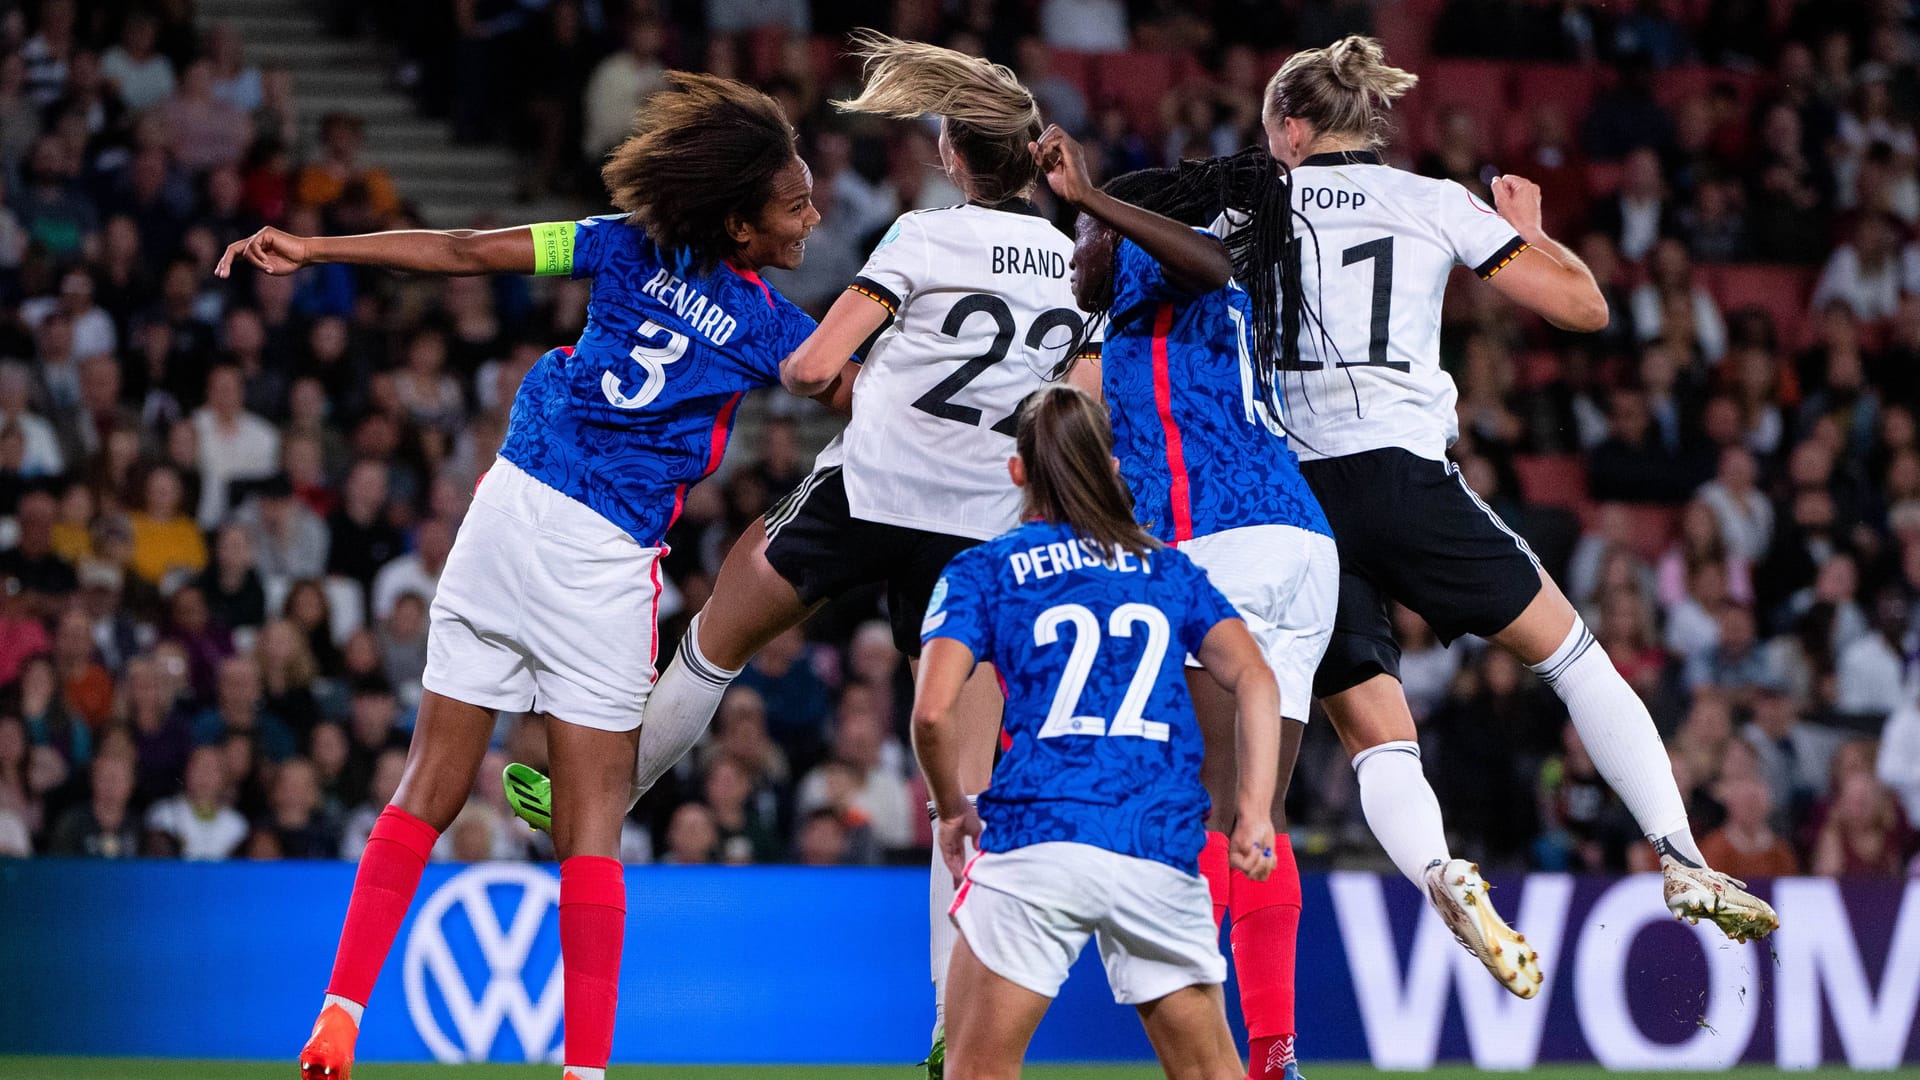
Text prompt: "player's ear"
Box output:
[[1007, 455, 1027, 489], [724, 212, 753, 246]]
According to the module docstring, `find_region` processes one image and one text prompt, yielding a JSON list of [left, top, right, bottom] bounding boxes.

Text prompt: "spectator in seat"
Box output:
[[371, 517, 452, 621], [1813, 214, 1905, 324], [705, 755, 781, 864], [663, 801, 719, 865], [233, 473, 328, 588], [1685, 601, 1770, 700], [198, 523, 266, 633], [794, 807, 851, 866], [0, 362, 64, 479], [121, 653, 192, 804], [0, 489, 76, 617], [1750, 103, 1831, 264], [1590, 147, 1673, 263], [46, 750, 138, 858], [1836, 585, 1911, 718], [1589, 387, 1693, 502], [265, 756, 339, 859], [1514, 105, 1589, 240], [1016, 37, 1089, 138], [205, 23, 261, 113], [1680, 176, 1749, 264], [22, 0, 77, 108], [101, 10, 175, 112], [338, 746, 405, 860], [192, 365, 279, 529], [163, 59, 251, 174], [1741, 678, 1845, 822], [127, 464, 206, 589], [1696, 446, 1772, 564], [795, 692, 913, 854], [144, 744, 247, 860], [736, 625, 832, 772], [1039, 0, 1128, 52], [1582, 59, 1674, 163], [294, 113, 399, 221], [1698, 772, 1800, 879], [1631, 239, 1726, 364], [326, 459, 403, 590], [1812, 772, 1910, 879], [376, 592, 429, 707], [580, 18, 666, 164], [1658, 499, 1753, 618], [50, 608, 112, 731], [17, 134, 96, 259], [195, 655, 295, 764], [255, 620, 320, 739], [1417, 106, 1495, 202], [1877, 696, 1920, 825]]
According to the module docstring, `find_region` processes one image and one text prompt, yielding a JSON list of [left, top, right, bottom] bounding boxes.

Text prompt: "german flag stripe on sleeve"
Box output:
[[847, 275, 901, 315], [1475, 236, 1530, 280]]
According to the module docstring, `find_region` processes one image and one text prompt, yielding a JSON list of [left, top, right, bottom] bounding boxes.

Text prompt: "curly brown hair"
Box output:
[[601, 72, 799, 270]]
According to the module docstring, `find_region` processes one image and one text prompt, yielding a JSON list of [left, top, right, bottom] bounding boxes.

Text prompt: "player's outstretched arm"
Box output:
[[1484, 175, 1609, 333], [781, 290, 890, 397], [911, 637, 985, 884], [1196, 618, 1280, 881], [215, 224, 540, 279], [1032, 124, 1233, 294]]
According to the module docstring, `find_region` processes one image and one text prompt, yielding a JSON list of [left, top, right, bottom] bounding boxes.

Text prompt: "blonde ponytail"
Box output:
[[834, 30, 1043, 202], [1266, 35, 1418, 149]]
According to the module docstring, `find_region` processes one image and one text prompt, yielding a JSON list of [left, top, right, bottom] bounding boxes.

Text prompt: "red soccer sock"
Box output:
[[560, 855, 627, 1072], [1230, 836, 1302, 1079], [1199, 830, 1231, 929], [325, 805, 440, 1007]]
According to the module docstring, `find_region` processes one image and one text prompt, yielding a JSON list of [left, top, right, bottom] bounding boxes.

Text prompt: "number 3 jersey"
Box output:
[[1101, 234, 1331, 545], [828, 201, 1085, 541], [1280, 151, 1527, 463], [923, 520, 1239, 873], [500, 215, 817, 547]]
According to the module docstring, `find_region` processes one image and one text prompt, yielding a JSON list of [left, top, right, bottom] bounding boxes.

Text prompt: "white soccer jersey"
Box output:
[[827, 202, 1084, 540], [1278, 151, 1527, 462]]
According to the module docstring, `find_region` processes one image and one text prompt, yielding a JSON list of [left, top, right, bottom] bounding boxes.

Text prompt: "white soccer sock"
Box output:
[[1353, 740, 1452, 886], [928, 799, 977, 1032], [320, 993, 364, 1025], [1529, 617, 1703, 865], [562, 1067, 604, 1080], [630, 613, 741, 810]]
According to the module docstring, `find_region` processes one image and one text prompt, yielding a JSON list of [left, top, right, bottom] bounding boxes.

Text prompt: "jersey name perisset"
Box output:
[[640, 267, 739, 346], [1009, 538, 1152, 584], [991, 245, 1067, 278]]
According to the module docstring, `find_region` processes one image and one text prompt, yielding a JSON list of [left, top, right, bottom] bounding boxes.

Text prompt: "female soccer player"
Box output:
[[217, 73, 843, 1080], [505, 33, 1080, 1058], [915, 385, 1281, 1080], [1262, 35, 1777, 992], [1035, 128, 1336, 1080]]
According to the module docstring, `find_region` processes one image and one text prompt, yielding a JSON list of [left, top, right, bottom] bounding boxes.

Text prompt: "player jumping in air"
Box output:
[[217, 74, 851, 1080], [1261, 36, 1777, 992], [1035, 128, 1337, 1079], [502, 34, 1081, 1068], [915, 385, 1282, 1080]]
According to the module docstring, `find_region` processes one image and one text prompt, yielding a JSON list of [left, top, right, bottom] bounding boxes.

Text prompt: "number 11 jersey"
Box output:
[[1280, 151, 1527, 463], [830, 201, 1085, 540]]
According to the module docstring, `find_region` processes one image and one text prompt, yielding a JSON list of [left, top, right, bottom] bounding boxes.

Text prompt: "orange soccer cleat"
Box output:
[[298, 1002, 360, 1080]]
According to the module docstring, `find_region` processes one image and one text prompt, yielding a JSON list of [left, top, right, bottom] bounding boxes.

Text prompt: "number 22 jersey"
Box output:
[[501, 215, 818, 547], [825, 201, 1085, 541], [922, 520, 1239, 873]]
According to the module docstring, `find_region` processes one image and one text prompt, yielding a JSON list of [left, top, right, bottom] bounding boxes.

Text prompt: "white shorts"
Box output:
[[1178, 524, 1338, 722], [422, 457, 660, 732], [950, 842, 1225, 1004]]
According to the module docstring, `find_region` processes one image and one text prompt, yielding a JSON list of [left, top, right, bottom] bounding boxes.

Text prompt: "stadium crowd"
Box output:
[[0, 0, 1917, 879]]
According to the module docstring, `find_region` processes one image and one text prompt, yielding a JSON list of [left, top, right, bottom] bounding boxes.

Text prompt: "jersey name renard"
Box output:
[[1281, 151, 1527, 462], [825, 202, 1085, 540]]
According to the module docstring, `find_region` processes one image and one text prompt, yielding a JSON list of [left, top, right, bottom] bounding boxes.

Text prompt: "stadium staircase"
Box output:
[[197, 0, 582, 226]]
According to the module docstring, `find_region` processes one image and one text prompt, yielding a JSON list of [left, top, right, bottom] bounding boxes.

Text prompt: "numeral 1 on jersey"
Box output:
[[1033, 601, 1172, 742], [1276, 236, 1408, 373]]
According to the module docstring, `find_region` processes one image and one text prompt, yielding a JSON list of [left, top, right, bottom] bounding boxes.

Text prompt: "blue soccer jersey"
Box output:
[[922, 520, 1240, 873], [499, 215, 818, 547], [1100, 236, 1330, 545]]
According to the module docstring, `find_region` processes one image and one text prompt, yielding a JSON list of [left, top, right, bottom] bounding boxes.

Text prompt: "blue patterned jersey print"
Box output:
[[922, 520, 1239, 873], [1101, 236, 1331, 544], [500, 215, 817, 547]]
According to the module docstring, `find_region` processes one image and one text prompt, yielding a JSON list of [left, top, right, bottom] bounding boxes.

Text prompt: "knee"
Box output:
[[391, 766, 474, 832]]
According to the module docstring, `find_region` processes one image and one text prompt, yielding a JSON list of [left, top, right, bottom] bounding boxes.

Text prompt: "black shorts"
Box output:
[[762, 466, 979, 657], [1300, 448, 1543, 698]]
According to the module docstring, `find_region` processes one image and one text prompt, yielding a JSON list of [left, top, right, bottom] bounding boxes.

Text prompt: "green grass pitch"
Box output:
[[0, 1061, 1913, 1080]]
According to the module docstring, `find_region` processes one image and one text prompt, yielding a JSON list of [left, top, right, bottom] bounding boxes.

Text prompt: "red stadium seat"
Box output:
[[1706, 263, 1817, 345], [1046, 47, 1094, 97], [1513, 454, 1589, 510], [1091, 51, 1176, 135], [1511, 63, 1603, 127], [1618, 503, 1682, 562], [1517, 350, 1565, 391], [1655, 66, 1765, 115], [1420, 59, 1513, 126]]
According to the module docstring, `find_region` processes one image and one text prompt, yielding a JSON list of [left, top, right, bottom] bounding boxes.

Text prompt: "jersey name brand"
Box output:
[[990, 245, 1068, 278], [1010, 539, 1152, 584], [1296, 186, 1368, 211], [639, 267, 739, 346]]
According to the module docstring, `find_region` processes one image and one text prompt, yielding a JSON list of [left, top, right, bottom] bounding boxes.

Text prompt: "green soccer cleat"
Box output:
[[921, 1025, 944, 1080], [502, 762, 553, 833]]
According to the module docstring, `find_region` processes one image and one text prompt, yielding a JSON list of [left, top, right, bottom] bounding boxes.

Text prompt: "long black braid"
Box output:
[[1098, 146, 1304, 417]]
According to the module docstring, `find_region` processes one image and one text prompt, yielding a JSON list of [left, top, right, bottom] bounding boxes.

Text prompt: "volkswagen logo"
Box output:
[[403, 863, 565, 1063]]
